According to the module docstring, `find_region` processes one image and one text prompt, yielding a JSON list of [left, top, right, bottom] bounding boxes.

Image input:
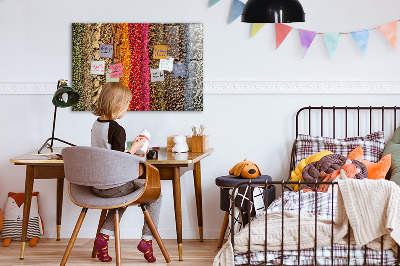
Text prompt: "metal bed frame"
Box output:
[[230, 106, 400, 266]]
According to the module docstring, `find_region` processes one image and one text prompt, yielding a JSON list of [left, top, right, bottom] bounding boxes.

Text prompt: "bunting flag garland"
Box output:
[[209, 0, 220, 7], [207, 4, 400, 57], [229, 0, 245, 24], [351, 29, 370, 55], [378, 21, 398, 50], [251, 23, 266, 38], [323, 33, 341, 58], [298, 29, 317, 58], [275, 23, 293, 49]]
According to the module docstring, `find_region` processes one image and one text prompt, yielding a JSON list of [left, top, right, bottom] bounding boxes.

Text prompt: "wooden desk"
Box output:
[[10, 147, 213, 261]]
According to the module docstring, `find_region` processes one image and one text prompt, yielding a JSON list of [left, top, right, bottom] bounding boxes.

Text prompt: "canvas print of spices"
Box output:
[[72, 23, 203, 111]]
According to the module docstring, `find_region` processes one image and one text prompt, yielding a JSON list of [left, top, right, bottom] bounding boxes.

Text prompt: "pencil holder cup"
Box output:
[[191, 135, 209, 153]]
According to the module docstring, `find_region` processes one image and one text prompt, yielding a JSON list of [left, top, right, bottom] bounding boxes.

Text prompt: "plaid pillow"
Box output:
[[295, 131, 385, 166]]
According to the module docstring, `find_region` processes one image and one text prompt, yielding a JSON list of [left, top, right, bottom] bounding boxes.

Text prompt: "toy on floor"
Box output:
[[229, 159, 261, 179], [1, 192, 44, 247]]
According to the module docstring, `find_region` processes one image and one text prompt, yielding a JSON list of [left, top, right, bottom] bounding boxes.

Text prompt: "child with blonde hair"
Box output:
[[91, 82, 161, 263]]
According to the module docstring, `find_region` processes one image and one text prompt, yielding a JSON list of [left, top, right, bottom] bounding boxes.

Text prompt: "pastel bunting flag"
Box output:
[[323, 33, 341, 58], [275, 23, 293, 49], [251, 23, 266, 38], [229, 0, 245, 24], [209, 0, 220, 7], [378, 21, 398, 50], [298, 29, 317, 58], [351, 29, 370, 55]]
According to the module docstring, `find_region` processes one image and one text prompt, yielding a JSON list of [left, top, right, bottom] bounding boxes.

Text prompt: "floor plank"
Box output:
[[0, 239, 221, 265]]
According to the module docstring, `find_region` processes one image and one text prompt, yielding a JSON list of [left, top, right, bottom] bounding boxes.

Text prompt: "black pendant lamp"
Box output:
[[242, 0, 305, 23]]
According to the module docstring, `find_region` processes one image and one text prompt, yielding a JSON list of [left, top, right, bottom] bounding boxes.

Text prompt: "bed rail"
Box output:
[[230, 180, 400, 266]]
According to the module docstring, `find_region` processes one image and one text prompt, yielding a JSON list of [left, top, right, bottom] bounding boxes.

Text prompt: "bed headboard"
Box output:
[[290, 106, 400, 179], [295, 106, 400, 138]]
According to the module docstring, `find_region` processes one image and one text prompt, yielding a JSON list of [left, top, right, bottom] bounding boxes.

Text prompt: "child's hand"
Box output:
[[134, 149, 149, 157], [129, 137, 147, 155]]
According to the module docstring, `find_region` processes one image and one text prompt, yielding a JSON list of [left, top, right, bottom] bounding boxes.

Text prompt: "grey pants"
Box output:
[[92, 180, 162, 240]]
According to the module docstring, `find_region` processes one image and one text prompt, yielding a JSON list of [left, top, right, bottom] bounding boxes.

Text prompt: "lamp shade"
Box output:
[[52, 84, 80, 108], [241, 0, 305, 23]]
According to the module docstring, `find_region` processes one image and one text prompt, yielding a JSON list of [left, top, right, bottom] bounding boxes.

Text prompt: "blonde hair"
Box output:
[[93, 82, 132, 120]]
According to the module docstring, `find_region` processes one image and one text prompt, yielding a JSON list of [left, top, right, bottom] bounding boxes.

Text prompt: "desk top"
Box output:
[[10, 147, 214, 166]]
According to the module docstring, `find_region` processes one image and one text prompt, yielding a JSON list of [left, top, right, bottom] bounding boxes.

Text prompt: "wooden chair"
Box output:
[[60, 146, 171, 265]]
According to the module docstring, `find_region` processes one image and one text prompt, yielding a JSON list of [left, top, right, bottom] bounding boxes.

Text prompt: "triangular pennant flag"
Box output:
[[298, 29, 317, 58], [378, 21, 397, 50], [323, 33, 341, 58], [209, 0, 220, 7], [251, 23, 266, 38], [275, 23, 293, 49], [351, 29, 370, 55], [229, 0, 245, 24]]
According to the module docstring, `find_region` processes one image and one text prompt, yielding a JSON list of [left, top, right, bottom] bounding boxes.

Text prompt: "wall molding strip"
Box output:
[[0, 81, 399, 95]]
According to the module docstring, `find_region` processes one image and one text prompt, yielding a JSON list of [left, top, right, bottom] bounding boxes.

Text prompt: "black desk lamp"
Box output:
[[38, 79, 80, 154], [241, 0, 305, 23]]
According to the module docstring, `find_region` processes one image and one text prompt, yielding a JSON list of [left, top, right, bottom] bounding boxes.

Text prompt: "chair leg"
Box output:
[[92, 209, 108, 258], [60, 208, 88, 266], [217, 211, 230, 248], [114, 209, 121, 266], [141, 205, 171, 263]]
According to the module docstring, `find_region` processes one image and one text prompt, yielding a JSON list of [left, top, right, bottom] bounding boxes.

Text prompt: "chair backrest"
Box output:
[[62, 146, 145, 187]]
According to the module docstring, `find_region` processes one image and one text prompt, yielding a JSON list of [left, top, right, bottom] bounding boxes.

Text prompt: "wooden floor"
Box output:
[[0, 239, 221, 265]]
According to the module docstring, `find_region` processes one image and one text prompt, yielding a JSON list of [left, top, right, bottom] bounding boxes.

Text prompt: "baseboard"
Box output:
[[1, 81, 400, 95]]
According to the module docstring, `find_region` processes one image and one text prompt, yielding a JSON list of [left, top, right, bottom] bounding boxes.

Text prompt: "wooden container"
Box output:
[[191, 135, 209, 153], [167, 135, 192, 151]]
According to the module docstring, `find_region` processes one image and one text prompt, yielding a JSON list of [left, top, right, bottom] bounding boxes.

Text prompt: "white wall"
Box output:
[[1, 0, 400, 239]]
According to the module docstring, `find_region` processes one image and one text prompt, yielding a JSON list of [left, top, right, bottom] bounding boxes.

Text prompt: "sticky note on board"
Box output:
[[109, 63, 124, 78], [173, 64, 186, 77], [106, 72, 119, 82], [159, 58, 174, 71], [100, 44, 113, 58], [150, 68, 164, 82], [91, 61, 105, 75], [153, 45, 168, 59]]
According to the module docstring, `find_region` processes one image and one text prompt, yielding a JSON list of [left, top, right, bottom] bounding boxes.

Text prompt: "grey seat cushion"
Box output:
[[69, 180, 145, 208]]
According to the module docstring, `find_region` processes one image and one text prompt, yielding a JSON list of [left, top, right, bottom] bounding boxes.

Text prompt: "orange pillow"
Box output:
[[347, 146, 391, 180]]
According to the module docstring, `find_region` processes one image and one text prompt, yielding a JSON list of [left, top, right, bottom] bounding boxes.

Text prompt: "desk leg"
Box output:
[[193, 161, 203, 242], [172, 167, 183, 261], [56, 178, 64, 241], [20, 165, 34, 259]]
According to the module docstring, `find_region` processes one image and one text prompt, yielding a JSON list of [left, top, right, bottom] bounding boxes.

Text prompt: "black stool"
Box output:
[[215, 175, 275, 248]]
